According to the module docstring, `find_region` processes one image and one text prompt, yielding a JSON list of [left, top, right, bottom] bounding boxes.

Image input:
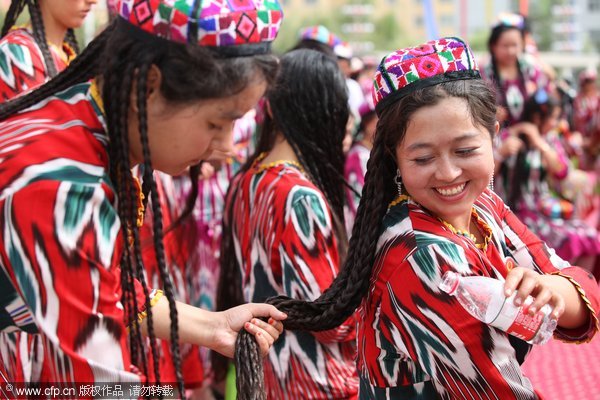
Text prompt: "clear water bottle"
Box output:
[[439, 271, 557, 345]]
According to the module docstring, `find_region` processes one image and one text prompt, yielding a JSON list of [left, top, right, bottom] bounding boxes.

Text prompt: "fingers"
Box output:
[[527, 286, 552, 315], [504, 266, 526, 297], [505, 266, 564, 319], [512, 273, 538, 307], [246, 303, 287, 321], [243, 320, 277, 356]]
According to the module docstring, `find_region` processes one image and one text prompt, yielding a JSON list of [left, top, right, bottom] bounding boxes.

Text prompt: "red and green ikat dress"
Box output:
[[0, 82, 159, 383], [357, 189, 600, 399], [228, 161, 359, 399], [0, 27, 75, 101]]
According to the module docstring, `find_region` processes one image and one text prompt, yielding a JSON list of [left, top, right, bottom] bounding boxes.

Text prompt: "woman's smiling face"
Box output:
[[395, 96, 496, 229]]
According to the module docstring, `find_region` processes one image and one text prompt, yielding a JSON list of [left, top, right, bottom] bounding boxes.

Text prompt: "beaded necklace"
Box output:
[[388, 195, 493, 251], [252, 152, 306, 175]]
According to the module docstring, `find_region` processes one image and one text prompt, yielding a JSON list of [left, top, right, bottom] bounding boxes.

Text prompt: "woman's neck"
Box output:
[[359, 137, 373, 151], [37, 10, 67, 49], [261, 134, 298, 165], [496, 61, 519, 80]]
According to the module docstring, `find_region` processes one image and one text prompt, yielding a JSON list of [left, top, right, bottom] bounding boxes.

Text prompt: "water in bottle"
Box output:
[[439, 271, 557, 345]]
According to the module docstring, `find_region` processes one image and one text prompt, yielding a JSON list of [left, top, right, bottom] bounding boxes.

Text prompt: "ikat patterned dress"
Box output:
[[0, 27, 75, 101], [229, 162, 359, 399], [357, 189, 599, 400], [482, 55, 548, 126], [0, 82, 158, 382]]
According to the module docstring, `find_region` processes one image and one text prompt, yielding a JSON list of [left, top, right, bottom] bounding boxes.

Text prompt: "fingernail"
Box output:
[[251, 318, 258, 324], [514, 297, 522, 306], [256, 332, 262, 337], [529, 306, 536, 315], [280, 312, 288, 318], [505, 289, 512, 297], [244, 322, 251, 329]]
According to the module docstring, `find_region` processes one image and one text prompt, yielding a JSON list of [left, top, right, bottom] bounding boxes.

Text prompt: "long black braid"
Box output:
[[215, 48, 352, 388], [135, 58, 185, 395], [0, 17, 278, 397], [64, 29, 80, 53], [1, 0, 81, 78], [233, 79, 499, 400]]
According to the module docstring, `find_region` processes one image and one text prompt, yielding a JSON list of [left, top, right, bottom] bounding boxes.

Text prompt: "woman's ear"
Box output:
[[494, 121, 500, 135], [130, 65, 163, 114], [146, 65, 162, 101], [265, 99, 273, 119]]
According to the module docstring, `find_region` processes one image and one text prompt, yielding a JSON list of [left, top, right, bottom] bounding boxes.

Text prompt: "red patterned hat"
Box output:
[[372, 37, 480, 115], [114, 0, 283, 54]]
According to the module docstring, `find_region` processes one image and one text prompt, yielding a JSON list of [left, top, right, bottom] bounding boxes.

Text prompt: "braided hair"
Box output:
[[1, 0, 80, 78], [0, 17, 278, 397], [215, 48, 350, 382], [233, 78, 498, 400]]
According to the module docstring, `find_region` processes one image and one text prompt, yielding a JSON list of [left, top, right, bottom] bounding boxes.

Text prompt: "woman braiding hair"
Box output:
[[0, 0, 287, 396]]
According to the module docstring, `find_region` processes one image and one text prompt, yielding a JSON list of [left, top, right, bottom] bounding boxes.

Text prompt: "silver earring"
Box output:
[[395, 169, 403, 196], [488, 173, 494, 191]]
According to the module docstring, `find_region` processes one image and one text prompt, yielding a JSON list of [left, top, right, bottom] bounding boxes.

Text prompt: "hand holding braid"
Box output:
[[234, 127, 395, 399]]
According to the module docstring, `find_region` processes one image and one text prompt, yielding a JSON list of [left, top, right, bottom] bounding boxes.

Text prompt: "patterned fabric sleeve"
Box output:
[[279, 186, 357, 343], [375, 242, 534, 398], [0, 30, 49, 101], [499, 199, 600, 342], [0, 179, 139, 381]]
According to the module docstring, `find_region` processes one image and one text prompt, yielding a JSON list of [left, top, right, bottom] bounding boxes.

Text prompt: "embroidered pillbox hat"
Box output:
[[332, 37, 353, 60], [372, 37, 480, 115], [298, 25, 336, 47], [492, 12, 525, 30], [114, 0, 283, 54]]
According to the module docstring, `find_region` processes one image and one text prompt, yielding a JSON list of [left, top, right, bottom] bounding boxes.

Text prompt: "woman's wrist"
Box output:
[[536, 140, 552, 155]]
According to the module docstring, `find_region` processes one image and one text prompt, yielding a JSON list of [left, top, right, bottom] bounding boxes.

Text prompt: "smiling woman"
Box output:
[[235, 37, 600, 400], [0, 0, 287, 395]]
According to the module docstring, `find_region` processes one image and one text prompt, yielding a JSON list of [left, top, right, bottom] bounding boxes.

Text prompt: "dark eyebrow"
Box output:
[[218, 110, 244, 120], [406, 133, 480, 152]]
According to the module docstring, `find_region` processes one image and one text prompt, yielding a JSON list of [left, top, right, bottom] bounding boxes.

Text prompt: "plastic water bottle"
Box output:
[[439, 271, 557, 345]]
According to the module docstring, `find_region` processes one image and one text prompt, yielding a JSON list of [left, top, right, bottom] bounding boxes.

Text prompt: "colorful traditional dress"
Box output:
[[573, 91, 600, 170], [357, 189, 599, 399], [0, 27, 75, 101], [482, 55, 548, 125], [228, 160, 359, 399], [495, 130, 600, 262], [344, 142, 370, 235], [0, 82, 159, 382]]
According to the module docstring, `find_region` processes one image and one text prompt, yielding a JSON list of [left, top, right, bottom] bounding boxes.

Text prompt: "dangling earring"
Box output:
[[488, 173, 495, 191], [395, 169, 403, 196]]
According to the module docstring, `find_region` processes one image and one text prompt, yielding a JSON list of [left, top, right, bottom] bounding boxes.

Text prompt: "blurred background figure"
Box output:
[[0, 0, 97, 100]]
